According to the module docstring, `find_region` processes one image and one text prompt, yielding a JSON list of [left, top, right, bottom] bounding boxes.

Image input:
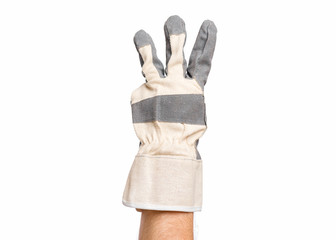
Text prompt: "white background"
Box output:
[[1, 0, 335, 239]]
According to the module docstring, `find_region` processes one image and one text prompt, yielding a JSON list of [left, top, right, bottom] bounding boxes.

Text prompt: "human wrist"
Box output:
[[139, 210, 194, 240]]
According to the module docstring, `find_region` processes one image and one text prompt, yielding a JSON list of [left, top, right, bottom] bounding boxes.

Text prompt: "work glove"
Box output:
[[122, 15, 217, 212]]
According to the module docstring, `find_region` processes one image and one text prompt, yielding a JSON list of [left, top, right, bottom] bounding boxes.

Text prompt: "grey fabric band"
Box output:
[[132, 94, 206, 125]]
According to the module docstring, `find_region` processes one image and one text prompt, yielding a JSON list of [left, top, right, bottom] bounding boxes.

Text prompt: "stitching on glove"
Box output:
[[136, 154, 202, 162]]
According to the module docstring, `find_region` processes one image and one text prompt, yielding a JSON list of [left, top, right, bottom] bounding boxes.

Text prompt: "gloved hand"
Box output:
[[122, 15, 217, 212]]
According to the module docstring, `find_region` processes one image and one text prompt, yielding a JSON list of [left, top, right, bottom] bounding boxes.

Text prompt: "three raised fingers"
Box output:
[[133, 16, 217, 86]]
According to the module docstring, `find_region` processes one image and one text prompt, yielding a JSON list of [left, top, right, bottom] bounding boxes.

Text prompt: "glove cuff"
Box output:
[[122, 154, 202, 212]]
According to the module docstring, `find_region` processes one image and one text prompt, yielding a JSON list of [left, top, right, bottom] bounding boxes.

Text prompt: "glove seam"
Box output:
[[136, 154, 202, 162], [122, 199, 202, 212]]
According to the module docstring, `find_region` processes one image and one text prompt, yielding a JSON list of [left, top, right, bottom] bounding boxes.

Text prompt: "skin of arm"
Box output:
[[137, 209, 194, 240]]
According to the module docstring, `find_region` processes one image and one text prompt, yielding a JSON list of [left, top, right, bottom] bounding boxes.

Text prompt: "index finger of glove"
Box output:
[[134, 30, 165, 81], [187, 20, 217, 89]]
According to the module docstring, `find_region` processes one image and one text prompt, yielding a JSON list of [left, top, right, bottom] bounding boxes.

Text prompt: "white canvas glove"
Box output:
[[122, 15, 217, 212]]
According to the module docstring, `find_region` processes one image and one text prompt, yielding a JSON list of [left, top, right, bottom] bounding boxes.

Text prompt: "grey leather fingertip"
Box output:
[[134, 29, 152, 49], [164, 15, 186, 35]]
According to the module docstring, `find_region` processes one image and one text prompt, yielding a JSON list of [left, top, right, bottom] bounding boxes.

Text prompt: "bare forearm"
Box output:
[[138, 210, 194, 240]]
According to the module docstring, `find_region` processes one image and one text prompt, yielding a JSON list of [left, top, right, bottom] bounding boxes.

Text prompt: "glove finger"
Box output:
[[164, 15, 187, 77], [134, 30, 165, 81], [187, 20, 217, 89]]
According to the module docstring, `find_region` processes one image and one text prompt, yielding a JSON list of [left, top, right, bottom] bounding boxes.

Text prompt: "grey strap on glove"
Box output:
[[122, 15, 217, 212]]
